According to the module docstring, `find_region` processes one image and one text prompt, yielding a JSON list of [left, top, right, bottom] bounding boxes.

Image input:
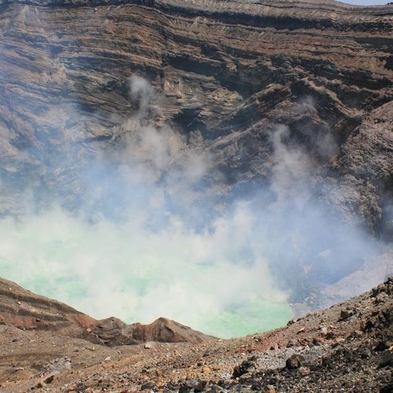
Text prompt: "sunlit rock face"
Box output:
[[0, 0, 392, 323]]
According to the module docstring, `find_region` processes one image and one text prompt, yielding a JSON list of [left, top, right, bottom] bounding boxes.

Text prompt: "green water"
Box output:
[[0, 209, 292, 338]]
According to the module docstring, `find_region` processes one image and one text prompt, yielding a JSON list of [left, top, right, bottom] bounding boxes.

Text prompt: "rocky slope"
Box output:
[[0, 276, 391, 392], [0, 277, 214, 347]]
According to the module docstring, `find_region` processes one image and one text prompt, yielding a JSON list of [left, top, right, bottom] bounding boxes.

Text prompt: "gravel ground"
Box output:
[[0, 278, 391, 392]]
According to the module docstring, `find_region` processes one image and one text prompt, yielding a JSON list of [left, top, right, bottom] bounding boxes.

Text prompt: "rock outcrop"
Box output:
[[91, 316, 215, 346], [0, 277, 214, 345]]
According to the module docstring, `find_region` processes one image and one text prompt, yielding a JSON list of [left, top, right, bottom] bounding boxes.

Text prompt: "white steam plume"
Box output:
[[0, 76, 291, 338], [270, 124, 312, 207], [0, 76, 391, 339]]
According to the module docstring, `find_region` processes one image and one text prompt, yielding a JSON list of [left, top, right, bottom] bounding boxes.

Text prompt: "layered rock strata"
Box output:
[[0, 277, 214, 345], [0, 0, 392, 224]]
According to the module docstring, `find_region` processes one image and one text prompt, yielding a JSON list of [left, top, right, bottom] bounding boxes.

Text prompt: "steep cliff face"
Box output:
[[1, 1, 393, 210], [0, 0, 393, 309], [0, 0, 392, 216]]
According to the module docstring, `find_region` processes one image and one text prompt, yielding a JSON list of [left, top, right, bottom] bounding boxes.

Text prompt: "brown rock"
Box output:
[[313, 337, 325, 345], [286, 354, 306, 370], [202, 366, 212, 374], [340, 310, 353, 320]]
